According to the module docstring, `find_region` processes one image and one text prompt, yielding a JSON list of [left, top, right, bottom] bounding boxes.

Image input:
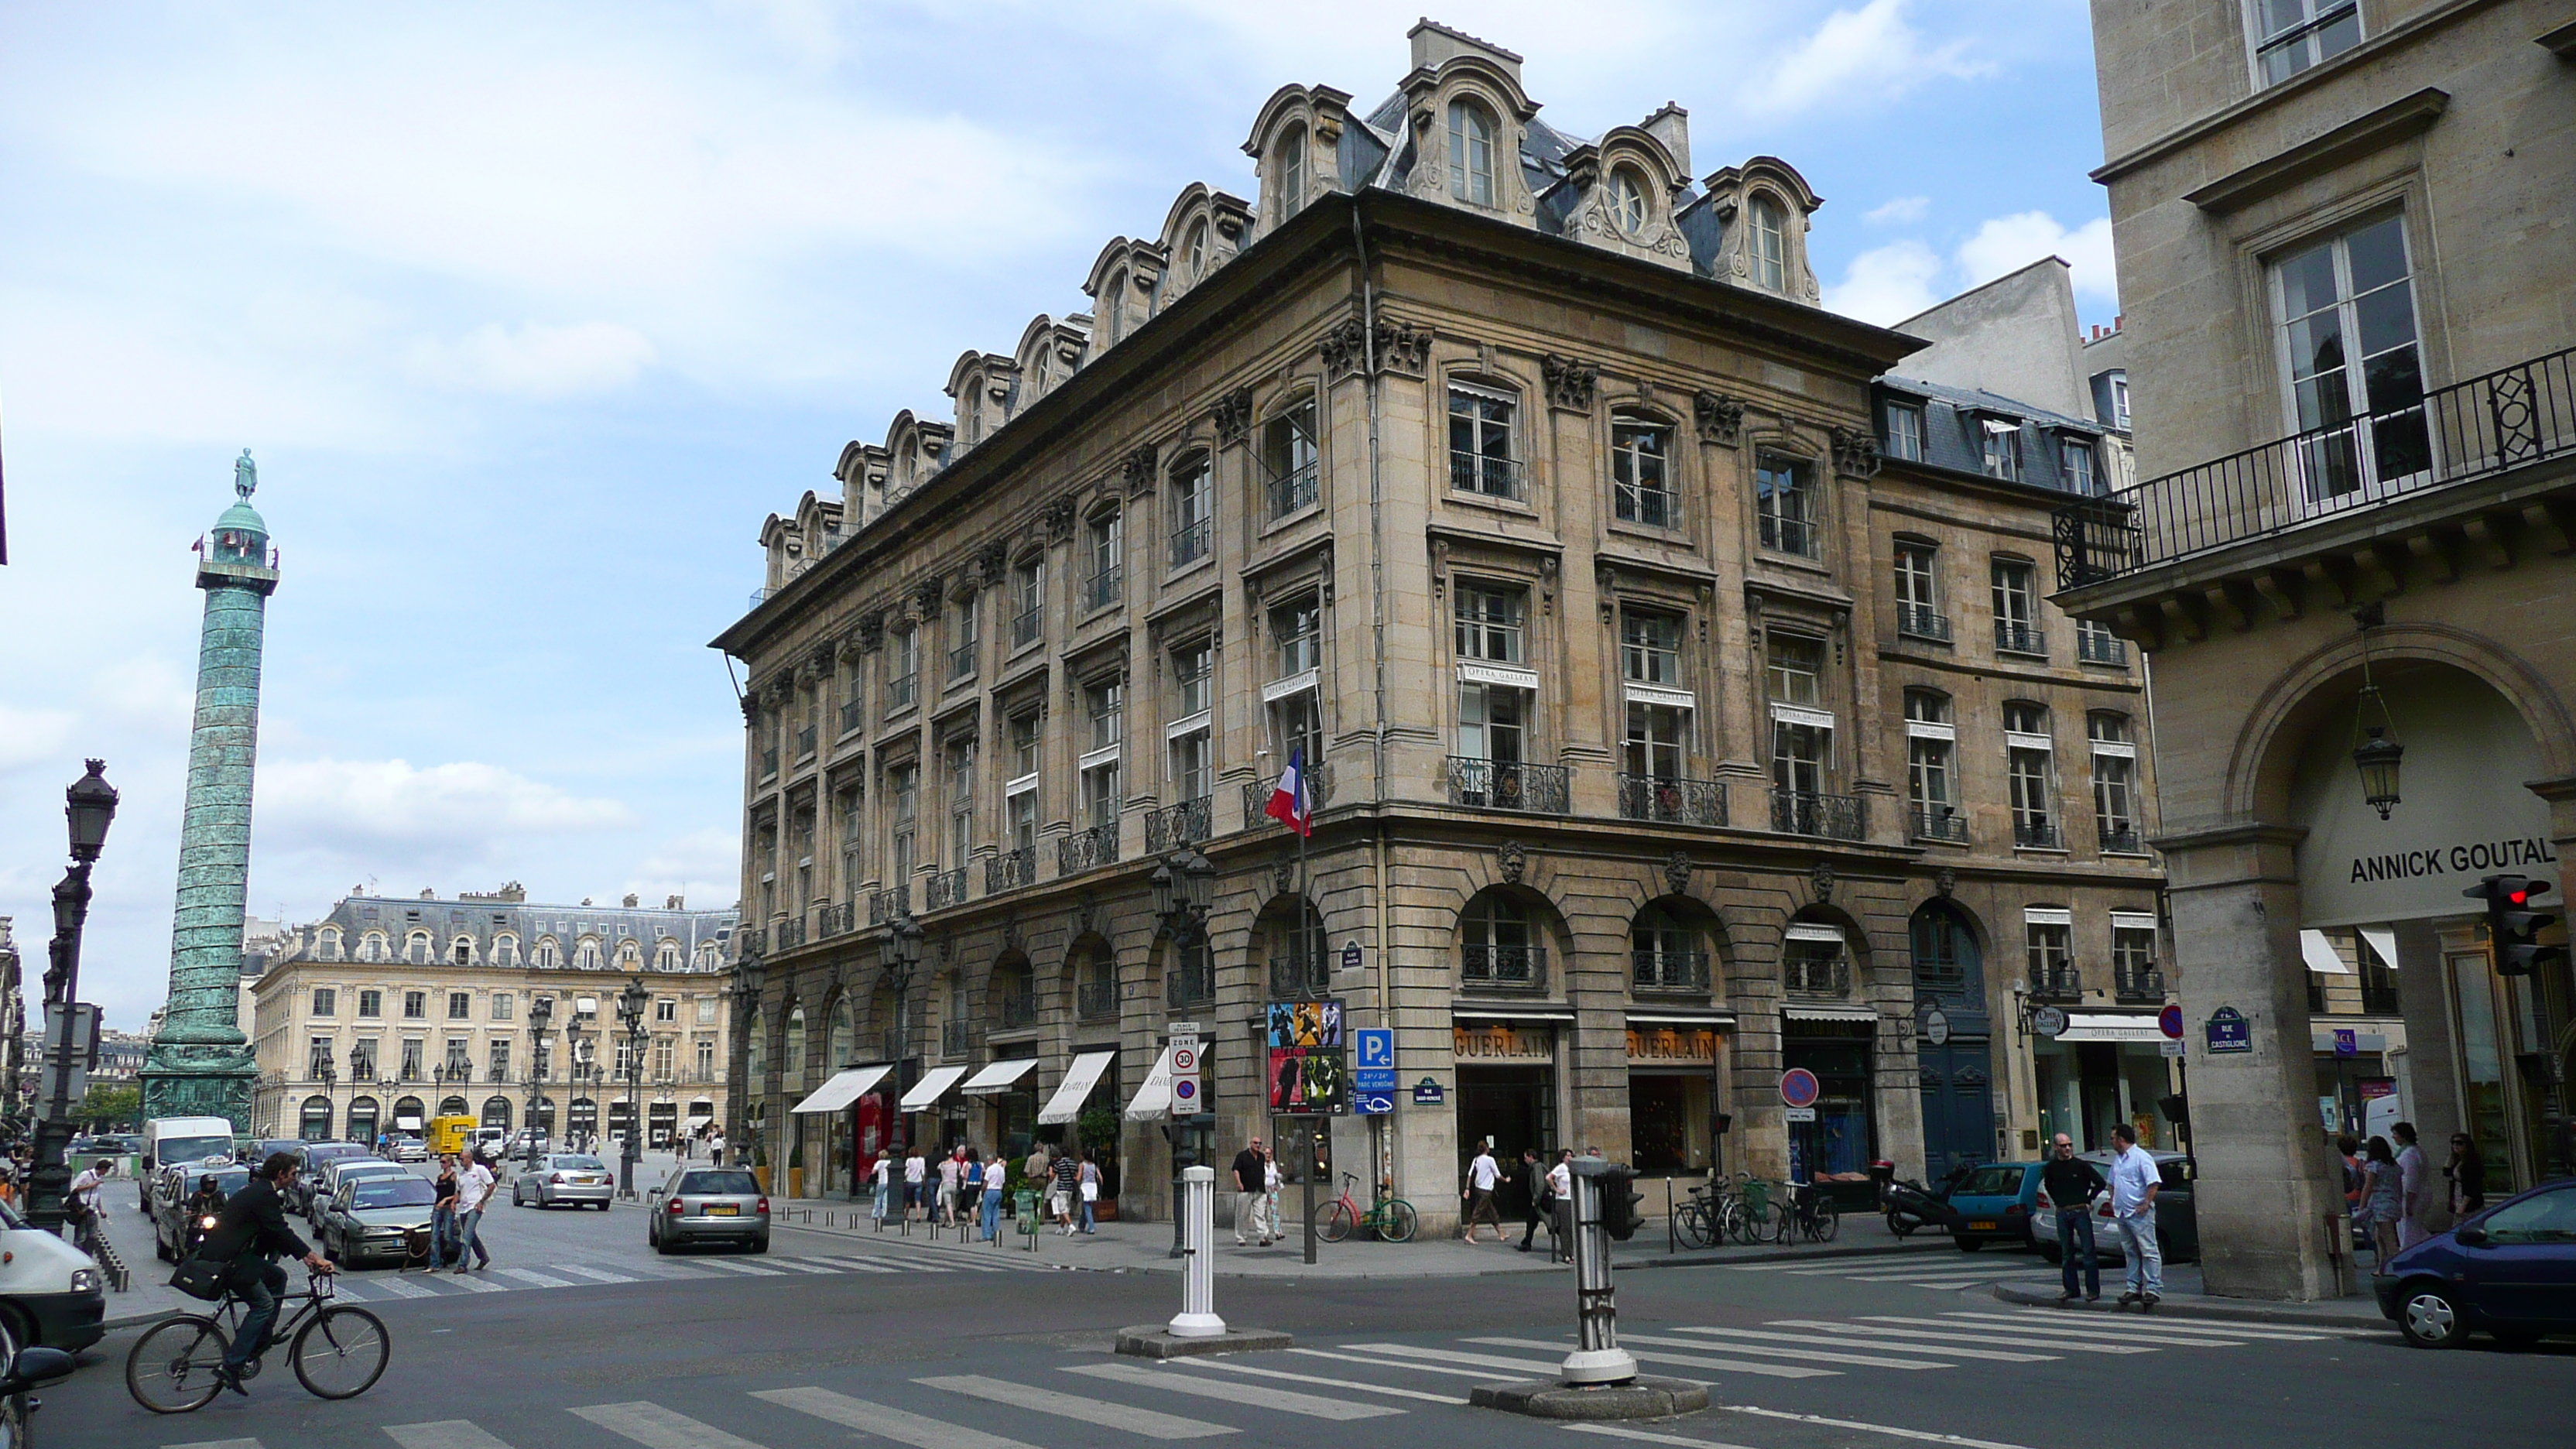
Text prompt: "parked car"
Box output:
[[149, 1164, 252, 1262], [646, 1167, 769, 1254], [318, 1174, 440, 1267], [285, 1142, 372, 1214], [513, 1154, 614, 1211], [307, 1160, 407, 1225], [387, 1134, 430, 1163], [1945, 1161, 2044, 1252], [0, 1194, 104, 1352], [2028, 1149, 2201, 1265], [2377, 1177, 2576, 1348]]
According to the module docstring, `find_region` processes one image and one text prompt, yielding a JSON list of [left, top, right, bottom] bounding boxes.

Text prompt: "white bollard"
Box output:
[[1169, 1165, 1226, 1338]]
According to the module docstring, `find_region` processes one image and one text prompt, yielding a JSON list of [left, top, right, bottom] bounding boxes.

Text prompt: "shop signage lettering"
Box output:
[[1453, 1023, 1553, 1061], [2346, 837, 2556, 884], [1624, 1028, 1718, 1063]]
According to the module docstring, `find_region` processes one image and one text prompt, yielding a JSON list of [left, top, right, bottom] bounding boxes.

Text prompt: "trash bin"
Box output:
[[1014, 1189, 1040, 1235]]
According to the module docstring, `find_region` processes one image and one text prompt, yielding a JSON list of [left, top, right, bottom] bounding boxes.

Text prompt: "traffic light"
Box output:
[[2465, 875, 2565, 977], [1598, 1165, 1646, 1241], [2156, 1094, 2190, 1146]]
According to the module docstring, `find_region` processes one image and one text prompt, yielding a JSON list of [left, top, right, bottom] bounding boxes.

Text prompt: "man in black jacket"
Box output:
[[2039, 1133, 2107, 1304], [196, 1152, 333, 1394]]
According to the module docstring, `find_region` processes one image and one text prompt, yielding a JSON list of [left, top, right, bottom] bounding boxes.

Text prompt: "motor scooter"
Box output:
[[1882, 1161, 1971, 1236]]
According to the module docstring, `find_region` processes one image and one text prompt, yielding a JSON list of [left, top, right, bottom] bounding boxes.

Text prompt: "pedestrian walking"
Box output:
[[903, 1146, 928, 1222], [1231, 1138, 1269, 1246], [2446, 1132, 2486, 1219], [66, 1158, 113, 1256], [2393, 1121, 2430, 1249], [1262, 1149, 1282, 1246], [429, 1154, 462, 1271], [709, 1127, 726, 1168], [1078, 1151, 1101, 1234], [2336, 1132, 2363, 1223], [870, 1149, 893, 1225], [1051, 1149, 1080, 1234], [1546, 1150, 1574, 1262], [1515, 1149, 1548, 1253], [451, 1148, 495, 1273], [980, 1152, 1005, 1240], [938, 1147, 965, 1227], [2103, 1122, 2161, 1308], [1460, 1139, 1504, 1243], [2040, 1132, 2105, 1303], [2359, 1136, 2403, 1262]]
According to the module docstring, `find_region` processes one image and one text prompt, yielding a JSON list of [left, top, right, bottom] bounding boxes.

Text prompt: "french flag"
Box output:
[[1265, 748, 1314, 838]]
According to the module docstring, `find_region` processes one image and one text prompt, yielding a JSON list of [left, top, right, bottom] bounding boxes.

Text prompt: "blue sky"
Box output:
[[0, 1, 2116, 1031]]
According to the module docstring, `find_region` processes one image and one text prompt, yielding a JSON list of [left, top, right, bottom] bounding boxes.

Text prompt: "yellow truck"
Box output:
[[426, 1115, 479, 1157]]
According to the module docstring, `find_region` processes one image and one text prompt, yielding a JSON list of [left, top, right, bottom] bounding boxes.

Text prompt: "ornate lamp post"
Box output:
[[29, 760, 118, 1230], [317, 1058, 337, 1143], [1150, 847, 1218, 1258], [523, 995, 555, 1168], [886, 915, 924, 1156], [728, 950, 765, 1161], [616, 977, 649, 1199]]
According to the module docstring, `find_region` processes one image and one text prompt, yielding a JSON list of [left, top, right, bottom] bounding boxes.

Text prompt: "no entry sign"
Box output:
[[1779, 1068, 1821, 1109]]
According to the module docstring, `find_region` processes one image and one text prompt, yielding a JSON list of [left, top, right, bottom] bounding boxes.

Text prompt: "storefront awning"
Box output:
[[1451, 1005, 1576, 1022], [790, 1064, 891, 1115], [1783, 1005, 1876, 1023], [899, 1064, 971, 1110], [1125, 1045, 1178, 1121], [394, 1117, 423, 1131], [2358, 926, 2397, 970], [683, 1117, 711, 1132], [1626, 1012, 1736, 1027], [1040, 1050, 1118, 1125], [2300, 928, 2353, 974], [959, 1059, 1037, 1096], [2056, 1011, 2167, 1043]]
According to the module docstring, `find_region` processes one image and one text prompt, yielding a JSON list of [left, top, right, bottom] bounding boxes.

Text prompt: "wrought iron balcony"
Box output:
[[941, 1020, 971, 1057], [868, 884, 909, 926], [1461, 944, 1547, 992], [1995, 619, 2047, 656], [925, 868, 967, 911], [839, 700, 865, 735], [986, 848, 1035, 894], [1784, 954, 1851, 997], [1759, 513, 1818, 558], [1269, 952, 1331, 1000], [997, 989, 1038, 1030], [1617, 774, 1727, 827], [1146, 796, 1211, 852], [815, 902, 855, 939], [795, 724, 816, 759], [2015, 818, 2064, 851], [2057, 344, 2576, 587], [1077, 978, 1118, 1019], [735, 927, 766, 957], [1241, 760, 1329, 828], [759, 745, 779, 779], [1082, 567, 1122, 612], [1268, 461, 1320, 518], [887, 673, 917, 712], [1447, 758, 1570, 814], [773, 915, 806, 951], [1896, 604, 1952, 642], [1770, 789, 1867, 841], [1059, 821, 1118, 875], [1632, 949, 1711, 994], [1614, 481, 1676, 529], [948, 642, 978, 680], [2098, 823, 2145, 854], [2028, 965, 2083, 1002], [2113, 966, 2167, 1004], [2078, 629, 2129, 666], [1166, 954, 1215, 1009], [1450, 450, 1526, 500], [1169, 518, 1211, 568], [1012, 608, 1042, 649], [1910, 803, 1968, 844]]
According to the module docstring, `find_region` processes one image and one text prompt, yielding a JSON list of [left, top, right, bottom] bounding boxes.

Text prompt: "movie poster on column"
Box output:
[[1266, 999, 1348, 1114]]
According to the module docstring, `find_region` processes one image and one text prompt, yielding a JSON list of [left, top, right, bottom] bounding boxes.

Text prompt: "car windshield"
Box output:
[[550, 1156, 606, 1171], [192, 1170, 252, 1197], [307, 1145, 363, 1162], [1958, 1166, 2029, 1196], [157, 1135, 234, 1166], [353, 1179, 438, 1209], [679, 1171, 759, 1195]]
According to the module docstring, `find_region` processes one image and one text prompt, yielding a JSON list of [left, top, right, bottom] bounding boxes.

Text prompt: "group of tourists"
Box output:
[[2340, 1121, 2482, 1261], [865, 1141, 1102, 1239]]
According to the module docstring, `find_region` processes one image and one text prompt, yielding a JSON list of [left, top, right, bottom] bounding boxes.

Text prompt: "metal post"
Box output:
[[1562, 1160, 1638, 1386], [1170, 1165, 1225, 1338], [1302, 1124, 1317, 1266]]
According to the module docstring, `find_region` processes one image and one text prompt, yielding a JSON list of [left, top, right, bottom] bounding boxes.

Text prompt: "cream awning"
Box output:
[[1125, 1045, 1178, 1122], [1039, 1051, 1118, 1125], [959, 1059, 1038, 1096], [2300, 928, 2354, 975], [899, 1064, 971, 1110], [790, 1064, 891, 1115], [2056, 1011, 2167, 1044]]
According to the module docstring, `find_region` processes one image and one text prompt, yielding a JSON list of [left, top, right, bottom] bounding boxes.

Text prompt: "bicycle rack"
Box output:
[[87, 1221, 133, 1293]]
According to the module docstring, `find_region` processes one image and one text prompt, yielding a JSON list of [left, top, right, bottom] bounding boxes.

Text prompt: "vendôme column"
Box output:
[[139, 450, 278, 1131]]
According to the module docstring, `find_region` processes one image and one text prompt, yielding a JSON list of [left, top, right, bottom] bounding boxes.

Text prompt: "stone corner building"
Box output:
[[716, 20, 2165, 1230], [2064, 0, 2576, 1297]]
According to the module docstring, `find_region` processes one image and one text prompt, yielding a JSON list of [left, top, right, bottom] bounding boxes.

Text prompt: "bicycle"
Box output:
[[1313, 1172, 1418, 1244], [1728, 1172, 1783, 1245], [1783, 1180, 1841, 1244], [125, 1268, 389, 1413], [1673, 1183, 1721, 1249]]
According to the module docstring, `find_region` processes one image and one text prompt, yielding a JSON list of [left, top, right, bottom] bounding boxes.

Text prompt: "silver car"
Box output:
[[512, 1154, 614, 1210], [646, 1167, 769, 1253], [308, 1159, 408, 1224], [319, 1173, 439, 1267]]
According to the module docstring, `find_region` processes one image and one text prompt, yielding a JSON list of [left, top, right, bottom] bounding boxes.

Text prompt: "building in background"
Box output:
[[2062, 0, 2576, 1298]]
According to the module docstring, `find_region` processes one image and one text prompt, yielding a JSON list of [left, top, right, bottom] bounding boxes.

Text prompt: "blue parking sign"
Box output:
[[1356, 1027, 1394, 1070]]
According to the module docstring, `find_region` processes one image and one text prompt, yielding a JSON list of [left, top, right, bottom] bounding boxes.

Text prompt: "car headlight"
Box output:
[[70, 1269, 100, 1294]]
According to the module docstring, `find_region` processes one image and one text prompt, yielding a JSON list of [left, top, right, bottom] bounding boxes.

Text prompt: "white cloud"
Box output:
[[1741, 0, 1993, 116], [1956, 211, 2119, 302], [407, 321, 658, 399], [628, 827, 742, 905], [1824, 239, 1946, 326], [1865, 196, 1930, 225], [0, 705, 78, 773], [259, 758, 637, 856]]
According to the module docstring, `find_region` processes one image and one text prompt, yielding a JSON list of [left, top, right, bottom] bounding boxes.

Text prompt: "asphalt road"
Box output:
[[39, 1203, 2574, 1449]]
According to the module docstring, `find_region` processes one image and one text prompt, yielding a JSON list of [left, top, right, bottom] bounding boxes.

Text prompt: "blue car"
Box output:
[[1945, 1161, 2044, 1252], [2375, 1177, 2576, 1348]]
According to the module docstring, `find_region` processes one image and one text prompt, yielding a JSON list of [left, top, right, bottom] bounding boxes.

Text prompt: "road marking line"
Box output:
[[571, 1401, 769, 1449], [1929, 1313, 2280, 1345], [1940, 1309, 2371, 1340], [554, 1264, 638, 1284], [755, 1386, 1038, 1448], [498, 1268, 575, 1288], [1719, 1257, 1932, 1273], [1170, 1356, 1468, 1405], [688, 1259, 787, 1277], [802, 1256, 901, 1273], [1720, 1403, 2039, 1449], [445, 1273, 511, 1293], [1467, 1336, 1848, 1378], [917, 1373, 1235, 1439], [1761, 1321, 2142, 1356], [165, 1439, 264, 1449], [759, 1259, 842, 1274], [368, 1276, 439, 1299], [1838, 1270, 1995, 1283], [1286, 1348, 1520, 1380], [1558, 1331, 1961, 1372], [386, 1421, 516, 1449], [1847, 1314, 2230, 1348], [1063, 1362, 1405, 1420], [1564, 1426, 1766, 1448], [1341, 1343, 1655, 1381]]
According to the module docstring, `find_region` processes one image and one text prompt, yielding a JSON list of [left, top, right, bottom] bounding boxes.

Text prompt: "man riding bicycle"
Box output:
[[194, 1152, 333, 1397]]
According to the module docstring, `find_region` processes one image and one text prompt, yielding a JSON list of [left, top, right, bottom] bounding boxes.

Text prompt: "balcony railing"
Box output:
[[2028, 965, 2082, 1002], [1784, 954, 1851, 997], [1269, 952, 1331, 1000], [759, 745, 779, 779], [1632, 949, 1711, 994], [1616, 774, 1727, 827], [1082, 567, 1122, 611], [942, 1020, 971, 1057], [2056, 344, 2576, 587], [2098, 823, 2144, 854], [2015, 818, 2064, 851], [986, 848, 1035, 894], [839, 699, 865, 734], [1909, 803, 1968, 844], [2113, 966, 2167, 1004], [1012, 608, 1042, 649], [997, 989, 1038, 1030], [925, 868, 967, 911], [748, 587, 773, 611], [1146, 796, 1211, 852], [1268, 461, 1320, 518], [887, 673, 917, 712], [735, 927, 766, 957], [1077, 978, 1118, 1019], [816, 901, 855, 939], [1059, 821, 1118, 875], [2077, 629, 2129, 666], [868, 884, 909, 926], [1166, 954, 1214, 1009], [1447, 758, 1570, 814], [1614, 482, 1676, 529], [1995, 619, 2047, 656], [948, 642, 978, 680], [1450, 450, 1527, 500], [773, 915, 807, 951], [1759, 513, 1818, 558], [1241, 760, 1330, 828], [1770, 789, 1867, 841], [1462, 944, 1547, 992], [1170, 518, 1210, 568], [1896, 604, 1952, 642]]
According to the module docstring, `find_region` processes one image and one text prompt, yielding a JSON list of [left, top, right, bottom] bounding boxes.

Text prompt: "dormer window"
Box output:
[[1186, 220, 1208, 279], [1447, 98, 1497, 207], [1277, 123, 1307, 221], [1750, 198, 1786, 291], [1610, 167, 1649, 236], [1103, 271, 1126, 343]]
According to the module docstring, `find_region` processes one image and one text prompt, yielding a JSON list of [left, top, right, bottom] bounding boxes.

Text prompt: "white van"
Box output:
[[142, 1118, 237, 1177], [0, 1198, 105, 1351]]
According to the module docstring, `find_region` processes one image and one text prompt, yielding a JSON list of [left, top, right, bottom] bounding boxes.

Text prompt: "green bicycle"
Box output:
[[1314, 1172, 1418, 1243]]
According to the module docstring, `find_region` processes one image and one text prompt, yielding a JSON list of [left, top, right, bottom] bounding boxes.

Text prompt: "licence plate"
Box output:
[[1968, 1221, 1998, 1231], [705, 1204, 739, 1217], [577, 1177, 601, 1184]]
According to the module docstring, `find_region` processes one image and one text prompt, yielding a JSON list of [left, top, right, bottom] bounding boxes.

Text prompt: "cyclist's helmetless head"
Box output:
[[259, 1150, 300, 1180]]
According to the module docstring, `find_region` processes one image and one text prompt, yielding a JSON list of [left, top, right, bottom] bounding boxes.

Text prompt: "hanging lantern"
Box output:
[[2348, 605, 2402, 820]]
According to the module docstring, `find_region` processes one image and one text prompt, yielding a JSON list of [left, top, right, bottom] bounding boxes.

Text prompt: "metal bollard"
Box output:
[[1169, 1165, 1226, 1338], [1562, 1161, 1638, 1385]]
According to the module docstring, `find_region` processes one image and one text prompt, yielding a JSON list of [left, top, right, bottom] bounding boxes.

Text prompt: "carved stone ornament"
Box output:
[[738, 693, 761, 728], [1540, 354, 1598, 411], [1319, 317, 1368, 380], [855, 611, 886, 653], [807, 642, 837, 678], [1375, 320, 1434, 379], [1497, 840, 1528, 886], [975, 540, 1010, 587], [1694, 391, 1745, 445], [1041, 496, 1077, 543], [1830, 425, 1883, 479], [1122, 444, 1160, 496], [1075, 892, 1100, 939], [1934, 866, 1956, 898], [1212, 386, 1255, 447], [1662, 851, 1693, 898], [1810, 860, 1836, 903], [1273, 858, 1297, 897]]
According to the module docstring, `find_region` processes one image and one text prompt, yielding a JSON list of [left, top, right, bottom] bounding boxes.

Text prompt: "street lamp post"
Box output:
[[1150, 849, 1217, 1259], [524, 995, 555, 1169], [728, 951, 765, 1164], [887, 916, 924, 1156], [616, 978, 649, 1200], [28, 760, 118, 1231]]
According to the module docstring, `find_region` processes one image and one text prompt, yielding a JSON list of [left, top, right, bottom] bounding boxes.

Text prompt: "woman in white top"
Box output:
[[869, 1151, 893, 1224], [1262, 1153, 1283, 1245]]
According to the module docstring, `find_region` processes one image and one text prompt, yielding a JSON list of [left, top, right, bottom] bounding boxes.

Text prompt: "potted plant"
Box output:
[[750, 1138, 771, 1194], [787, 1139, 806, 1200]]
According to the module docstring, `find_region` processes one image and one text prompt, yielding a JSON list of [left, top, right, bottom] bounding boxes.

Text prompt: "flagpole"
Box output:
[[1298, 751, 1317, 1266]]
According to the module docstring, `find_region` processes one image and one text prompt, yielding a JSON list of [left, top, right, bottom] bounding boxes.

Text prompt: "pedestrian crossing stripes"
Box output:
[[384, 1424, 512, 1449], [300, 1249, 1052, 1305], [1718, 1253, 2016, 1290], [570, 1402, 767, 1449], [755, 1388, 1039, 1449], [917, 1374, 1235, 1439], [1063, 1362, 1405, 1420]]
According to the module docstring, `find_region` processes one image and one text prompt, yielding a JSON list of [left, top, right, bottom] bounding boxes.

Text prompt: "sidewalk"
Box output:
[[1991, 1260, 2389, 1327]]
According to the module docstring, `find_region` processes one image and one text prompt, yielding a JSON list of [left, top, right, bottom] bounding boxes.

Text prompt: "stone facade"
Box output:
[[716, 21, 2165, 1228]]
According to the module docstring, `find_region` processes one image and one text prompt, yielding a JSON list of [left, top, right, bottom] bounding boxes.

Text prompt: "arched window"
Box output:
[[392, 1095, 424, 1132], [829, 999, 854, 1070], [492, 934, 519, 967], [536, 936, 560, 968], [656, 940, 680, 971], [1103, 269, 1126, 342], [450, 936, 474, 965], [346, 1094, 381, 1144], [437, 1094, 469, 1117], [783, 1005, 807, 1085], [318, 927, 343, 961], [1447, 98, 1496, 206], [1749, 197, 1786, 291], [616, 939, 642, 969], [1910, 900, 1981, 999], [360, 932, 387, 963], [481, 1096, 513, 1130], [1782, 915, 1850, 996], [1276, 123, 1307, 220], [1186, 219, 1209, 279], [1610, 166, 1649, 235], [1632, 904, 1708, 992], [406, 930, 433, 965], [574, 937, 602, 970], [1461, 891, 1537, 987], [1268, 899, 1328, 999], [300, 1095, 334, 1141]]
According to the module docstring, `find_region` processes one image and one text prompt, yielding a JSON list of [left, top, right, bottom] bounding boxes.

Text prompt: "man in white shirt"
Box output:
[[2393, 1122, 2431, 1249], [66, 1159, 113, 1252], [451, 1151, 496, 1273], [2103, 1122, 2162, 1307], [1462, 1140, 1504, 1243]]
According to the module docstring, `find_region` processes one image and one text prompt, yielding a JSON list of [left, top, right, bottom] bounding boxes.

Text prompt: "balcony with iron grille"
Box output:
[[1241, 760, 1330, 829], [2098, 823, 2145, 854], [1910, 803, 1968, 844], [2077, 629, 2129, 666], [924, 868, 967, 911], [2362, 983, 2401, 1015], [839, 699, 865, 735], [1617, 774, 1727, 828], [2014, 817, 2064, 851], [793, 724, 816, 759], [868, 883, 909, 926], [1450, 450, 1527, 501], [948, 642, 978, 681], [997, 988, 1038, 1031], [1770, 789, 1866, 841], [1783, 954, 1850, 997], [1012, 608, 1042, 649], [941, 1019, 971, 1057], [1632, 949, 1711, 995], [1146, 796, 1211, 852], [759, 744, 779, 779], [2028, 965, 2083, 1002], [1269, 952, 1330, 1000], [1994, 619, 2047, 657], [1447, 758, 1570, 814], [1059, 821, 1118, 875], [815, 902, 855, 940], [1169, 519, 1210, 569], [1166, 954, 1215, 1009], [1268, 462, 1320, 518], [735, 927, 766, 957], [773, 914, 807, 951], [2113, 965, 2167, 1004], [1462, 944, 1547, 992], [1895, 603, 1952, 643], [1082, 567, 1122, 612], [887, 673, 917, 713], [1760, 514, 1818, 558], [986, 848, 1035, 895], [1077, 977, 1118, 1019]]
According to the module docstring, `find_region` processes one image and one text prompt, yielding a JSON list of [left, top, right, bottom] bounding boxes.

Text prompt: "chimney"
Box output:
[[1643, 102, 1690, 180], [666, 895, 685, 911], [1407, 18, 1523, 82], [623, 893, 639, 908]]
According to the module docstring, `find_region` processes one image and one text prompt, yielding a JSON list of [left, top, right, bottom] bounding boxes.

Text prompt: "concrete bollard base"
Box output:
[[1113, 1325, 1295, 1358], [1469, 1376, 1710, 1420]]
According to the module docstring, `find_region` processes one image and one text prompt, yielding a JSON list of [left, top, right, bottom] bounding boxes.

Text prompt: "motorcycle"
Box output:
[[1883, 1163, 1971, 1236]]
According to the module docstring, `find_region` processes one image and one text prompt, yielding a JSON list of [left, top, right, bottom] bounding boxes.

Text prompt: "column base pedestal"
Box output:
[[1470, 1377, 1709, 1420], [1114, 1326, 1293, 1358]]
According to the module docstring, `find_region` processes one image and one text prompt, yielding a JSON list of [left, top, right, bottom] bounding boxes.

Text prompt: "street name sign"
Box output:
[[1341, 939, 1363, 972], [1411, 1077, 1444, 1105], [2205, 1005, 2252, 1054]]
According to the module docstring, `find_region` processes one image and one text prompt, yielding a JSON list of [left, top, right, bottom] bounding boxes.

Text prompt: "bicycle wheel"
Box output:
[[1314, 1199, 1355, 1244], [289, 1305, 390, 1400], [126, 1315, 231, 1415], [1375, 1199, 1419, 1243], [1676, 1203, 1714, 1249], [1812, 1199, 1840, 1243]]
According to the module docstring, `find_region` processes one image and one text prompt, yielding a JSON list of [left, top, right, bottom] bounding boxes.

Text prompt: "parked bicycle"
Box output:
[[1783, 1180, 1841, 1244], [1313, 1172, 1419, 1243], [125, 1268, 389, 1413]]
